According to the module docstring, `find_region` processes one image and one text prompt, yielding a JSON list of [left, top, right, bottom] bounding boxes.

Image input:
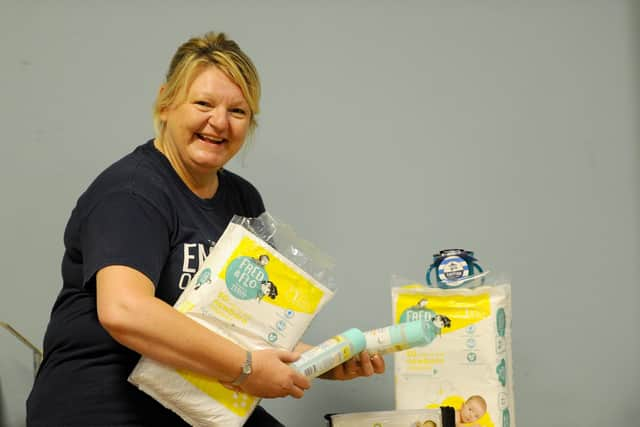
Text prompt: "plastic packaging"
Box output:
[[391, 272, 515, 427], [291, 328, 366, 378], [364, 317, 450, 356], [128, 212, 336, 427]]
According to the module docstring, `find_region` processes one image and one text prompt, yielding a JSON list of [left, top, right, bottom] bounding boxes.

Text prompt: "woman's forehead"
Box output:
[[189, 67, 245, 99]]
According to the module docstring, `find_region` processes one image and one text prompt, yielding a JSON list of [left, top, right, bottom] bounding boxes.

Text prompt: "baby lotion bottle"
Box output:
[[291, 328, 366, 378], [364, 319, 439, 355]]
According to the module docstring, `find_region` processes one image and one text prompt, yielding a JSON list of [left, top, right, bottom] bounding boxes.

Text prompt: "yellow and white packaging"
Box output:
[[128, 213, 335, 427], [325, 407, 453, 427], [392, 275, 515, 427]]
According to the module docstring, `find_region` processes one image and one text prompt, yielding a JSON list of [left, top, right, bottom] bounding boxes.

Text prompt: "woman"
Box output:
[[27, 31, 384, 427]]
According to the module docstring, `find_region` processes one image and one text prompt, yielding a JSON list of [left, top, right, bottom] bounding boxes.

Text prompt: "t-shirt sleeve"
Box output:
[[224, 169, 266, 218], [244, 185, 265, 218], [80, 190, 171, 287]]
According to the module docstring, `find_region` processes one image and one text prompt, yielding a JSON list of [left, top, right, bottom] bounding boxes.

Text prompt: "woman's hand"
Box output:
[[221, 349, 311, 399], [319, 350, 386, 380], [293, 341, 386, 381]]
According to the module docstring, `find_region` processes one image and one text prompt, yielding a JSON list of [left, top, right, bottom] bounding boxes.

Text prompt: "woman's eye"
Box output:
[[231, 108, 247, 117], [195, 101, 211, 107]]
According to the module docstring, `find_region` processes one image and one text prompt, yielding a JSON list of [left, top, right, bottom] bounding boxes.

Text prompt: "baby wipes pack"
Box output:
[[324, 407, 455, 427], [392, 274, 515, 427], [128, 213, 335, 427]]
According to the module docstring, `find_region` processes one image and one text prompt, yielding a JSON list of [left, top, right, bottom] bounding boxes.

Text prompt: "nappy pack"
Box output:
[[392, 274, 515, 427], [128, 213, 335, 427]]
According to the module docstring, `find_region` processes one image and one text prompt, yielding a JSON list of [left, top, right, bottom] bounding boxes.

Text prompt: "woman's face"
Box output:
[[159, 65, 251, 179]]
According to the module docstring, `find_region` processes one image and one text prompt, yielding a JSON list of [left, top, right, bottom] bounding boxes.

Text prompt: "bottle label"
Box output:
[[293, 335, 353, 378], [365, 327, 410, 355]]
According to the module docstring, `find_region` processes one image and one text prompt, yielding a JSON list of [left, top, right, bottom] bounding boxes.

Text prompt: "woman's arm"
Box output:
[[96, 265, 310, 398]]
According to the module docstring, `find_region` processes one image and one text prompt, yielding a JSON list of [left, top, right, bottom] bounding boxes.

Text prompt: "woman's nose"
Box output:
[[208, 107, 228, 131]]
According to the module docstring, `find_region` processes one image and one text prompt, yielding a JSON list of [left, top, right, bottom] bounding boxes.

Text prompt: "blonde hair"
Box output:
[[152, 31, 261, 138]]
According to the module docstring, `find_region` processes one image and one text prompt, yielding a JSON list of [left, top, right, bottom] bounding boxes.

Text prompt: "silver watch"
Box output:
[[231, 351, 252, 386]]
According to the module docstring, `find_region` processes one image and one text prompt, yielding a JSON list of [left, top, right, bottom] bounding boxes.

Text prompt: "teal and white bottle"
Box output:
[[291, 328, 366, 378], [364, 319, 442, 355]]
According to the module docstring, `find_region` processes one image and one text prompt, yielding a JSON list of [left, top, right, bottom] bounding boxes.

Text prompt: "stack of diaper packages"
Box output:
[[392, 274, 516, 427], [128, 213, 336, 427]]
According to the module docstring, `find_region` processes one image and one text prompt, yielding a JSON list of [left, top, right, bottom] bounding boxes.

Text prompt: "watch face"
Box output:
[[243, 352, 253, 374], [232, 352, 253, 385]]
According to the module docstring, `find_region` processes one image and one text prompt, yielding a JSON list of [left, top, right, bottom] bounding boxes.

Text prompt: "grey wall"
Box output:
[[2, 0, 638, 426]]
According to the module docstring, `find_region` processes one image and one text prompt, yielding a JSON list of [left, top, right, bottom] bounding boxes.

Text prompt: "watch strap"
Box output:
[[231, 350, 252, 386]]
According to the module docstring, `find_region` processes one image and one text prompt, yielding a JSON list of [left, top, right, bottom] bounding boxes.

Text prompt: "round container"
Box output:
[[291, 328, 366, 378], [364, 319, 439, 355], [425, 248, 483, 288]]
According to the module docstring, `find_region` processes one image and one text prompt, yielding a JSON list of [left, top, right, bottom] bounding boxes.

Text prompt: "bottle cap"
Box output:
[[341, 328, 366, 353]]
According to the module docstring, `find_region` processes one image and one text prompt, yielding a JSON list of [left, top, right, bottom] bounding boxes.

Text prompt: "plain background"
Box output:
[[1, 1, 639, 426]]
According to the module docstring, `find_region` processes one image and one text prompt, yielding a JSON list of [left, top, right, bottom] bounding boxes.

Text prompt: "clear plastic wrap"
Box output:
[[234, 212, 336, 290]]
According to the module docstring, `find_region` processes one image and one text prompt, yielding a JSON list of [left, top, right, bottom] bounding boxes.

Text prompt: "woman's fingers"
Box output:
[[293, 372, 311, 391], [351, 351, 386, 377], [280, 372, 310, 398], [276, 348, 302, 364], [357, 351, 375, 376], [289, 383, 306, 399], [344, 355, 359, 375], [370, 352, 386, 373]]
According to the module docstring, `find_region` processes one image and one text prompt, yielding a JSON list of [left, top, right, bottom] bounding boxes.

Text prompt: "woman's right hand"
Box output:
[[222, 348, 311, 399]]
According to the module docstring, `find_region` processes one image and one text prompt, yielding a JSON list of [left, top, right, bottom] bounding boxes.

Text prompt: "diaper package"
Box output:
[[128, 213, 336, 427], [324, 407, 455, 427], [392, 274, 515, 427]]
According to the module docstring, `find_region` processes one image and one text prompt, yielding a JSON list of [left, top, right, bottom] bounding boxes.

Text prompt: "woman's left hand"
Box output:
[[319, 350, 386, 380]]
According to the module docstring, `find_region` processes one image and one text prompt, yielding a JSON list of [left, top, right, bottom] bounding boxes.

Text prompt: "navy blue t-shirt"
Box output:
[[27, 140, 281, 426]]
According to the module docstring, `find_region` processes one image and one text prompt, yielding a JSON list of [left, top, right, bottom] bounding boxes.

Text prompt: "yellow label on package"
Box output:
[[177, 370, 258, 417], [219, 236, 324, 314], [394, 291, 491, 334]]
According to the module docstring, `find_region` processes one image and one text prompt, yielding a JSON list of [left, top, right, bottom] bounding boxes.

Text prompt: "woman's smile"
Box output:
[[196, 132, 225, 145]]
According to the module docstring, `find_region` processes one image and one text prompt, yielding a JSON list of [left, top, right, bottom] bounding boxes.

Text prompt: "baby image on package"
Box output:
[[128, 213, 335, 427], [392, 275, 515, 427]]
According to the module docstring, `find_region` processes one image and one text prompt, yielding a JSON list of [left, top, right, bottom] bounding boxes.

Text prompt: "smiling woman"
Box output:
[[156, 66, 253, 198], [25, 32, 299, 427], [25, 31, 384, 427], [153, 33, 261, 199]]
